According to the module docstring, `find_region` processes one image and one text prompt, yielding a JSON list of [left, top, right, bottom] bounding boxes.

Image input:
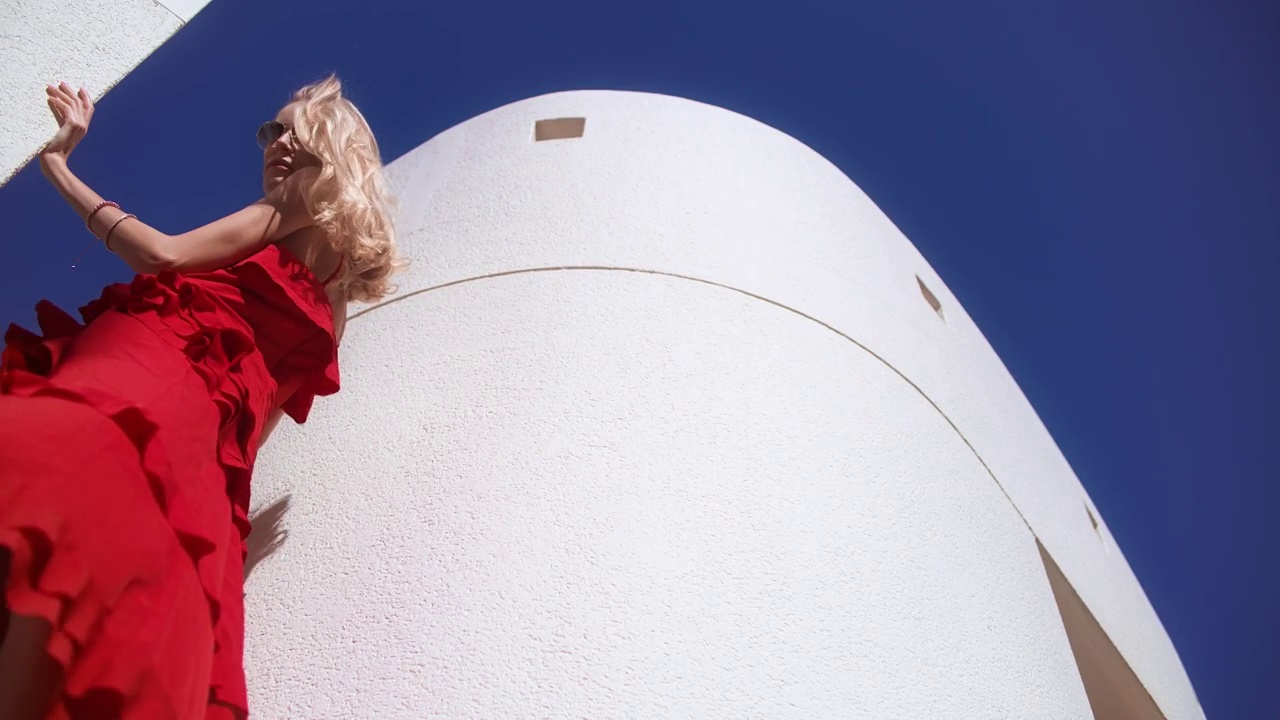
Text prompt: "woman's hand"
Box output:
[[40, 82, 94, 167]]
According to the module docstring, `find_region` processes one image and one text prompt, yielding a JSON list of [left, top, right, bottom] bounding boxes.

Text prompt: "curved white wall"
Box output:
[[0, 0, 207, 185], [248, 91, 1201, 719]]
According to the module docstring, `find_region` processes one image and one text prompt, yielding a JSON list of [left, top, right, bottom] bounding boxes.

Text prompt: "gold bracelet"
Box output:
[[103, 213, 137, 252]]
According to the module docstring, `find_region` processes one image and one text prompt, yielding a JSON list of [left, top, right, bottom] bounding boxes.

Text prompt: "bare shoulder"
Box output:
[[277, 226, 340, 282]]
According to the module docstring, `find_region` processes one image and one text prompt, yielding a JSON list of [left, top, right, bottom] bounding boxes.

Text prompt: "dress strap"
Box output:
[[321, 259, 344, 287]]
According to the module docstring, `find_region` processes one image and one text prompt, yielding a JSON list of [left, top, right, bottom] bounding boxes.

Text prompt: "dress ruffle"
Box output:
[[2, 329, 195, 715], [1, 274, 261, 718], [1, 246, 337, 719], [0, 365, 168, 671]]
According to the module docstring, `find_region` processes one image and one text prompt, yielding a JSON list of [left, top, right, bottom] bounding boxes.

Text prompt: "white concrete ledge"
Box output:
[[0, 0, 209, 185]]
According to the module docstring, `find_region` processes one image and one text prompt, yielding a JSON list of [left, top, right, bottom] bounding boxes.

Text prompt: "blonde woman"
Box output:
[[0, 75, 398, 718]]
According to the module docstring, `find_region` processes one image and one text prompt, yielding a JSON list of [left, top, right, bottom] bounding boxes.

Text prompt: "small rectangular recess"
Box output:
[[916, 275, 945, 319], [535, 117, 586, 141]]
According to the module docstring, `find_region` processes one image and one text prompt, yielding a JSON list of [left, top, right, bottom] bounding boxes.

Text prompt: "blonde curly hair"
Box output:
[[290, 75, 401, 302]]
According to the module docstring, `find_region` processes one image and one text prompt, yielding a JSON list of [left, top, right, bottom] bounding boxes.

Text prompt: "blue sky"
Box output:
[[2, 0, 1275, 715]]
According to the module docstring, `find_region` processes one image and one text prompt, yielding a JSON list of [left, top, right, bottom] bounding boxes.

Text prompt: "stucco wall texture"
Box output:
[[247, 91, 1202, 719], [0, 0, 208, 185]]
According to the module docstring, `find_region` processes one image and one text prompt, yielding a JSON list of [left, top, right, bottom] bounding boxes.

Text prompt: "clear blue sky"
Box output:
[[2, 0, 1275, 715]]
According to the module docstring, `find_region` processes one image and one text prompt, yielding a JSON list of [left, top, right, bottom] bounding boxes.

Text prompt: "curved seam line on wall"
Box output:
[[349, 265, 1032, 532]]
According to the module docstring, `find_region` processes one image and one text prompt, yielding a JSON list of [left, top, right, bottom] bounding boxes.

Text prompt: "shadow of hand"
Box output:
[[245, 494, 291, 581]]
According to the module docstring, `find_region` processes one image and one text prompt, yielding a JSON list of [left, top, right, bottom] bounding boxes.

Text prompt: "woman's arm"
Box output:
[[258, 408, 287, 450], [257, 368, 307, 449], [43, 156, 316, 274], [40, 83, 315, 274]]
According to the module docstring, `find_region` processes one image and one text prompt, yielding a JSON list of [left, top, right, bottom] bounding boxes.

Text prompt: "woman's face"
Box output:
[[261, 101, 320, 194]]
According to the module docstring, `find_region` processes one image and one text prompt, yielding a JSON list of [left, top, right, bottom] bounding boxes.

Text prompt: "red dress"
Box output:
[[0, 243, 340, 719]]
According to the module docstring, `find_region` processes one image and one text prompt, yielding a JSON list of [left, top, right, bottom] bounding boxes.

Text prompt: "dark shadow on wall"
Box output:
[[245, 494, 291, 580], [1037, 540, 1168, 719]]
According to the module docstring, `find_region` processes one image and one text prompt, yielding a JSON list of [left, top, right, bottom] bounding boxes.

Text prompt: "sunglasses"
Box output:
[[256, 120, 296, 150]]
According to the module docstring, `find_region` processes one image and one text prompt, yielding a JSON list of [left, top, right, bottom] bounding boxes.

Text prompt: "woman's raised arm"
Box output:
[[40, 82, 316, 274]]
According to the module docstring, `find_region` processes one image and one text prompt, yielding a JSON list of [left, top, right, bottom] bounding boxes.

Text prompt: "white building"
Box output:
[[0, 5, 1201, 701], [247, 92, 1203, 719], [0, 0, 209, 184]]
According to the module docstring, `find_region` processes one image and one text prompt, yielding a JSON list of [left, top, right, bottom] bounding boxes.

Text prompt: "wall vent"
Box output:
[[535, 117, 586, 141], [917, 276, 944, 320]]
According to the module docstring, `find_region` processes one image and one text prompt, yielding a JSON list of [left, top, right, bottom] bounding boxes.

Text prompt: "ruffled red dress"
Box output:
[[0, 243, 340, 719]]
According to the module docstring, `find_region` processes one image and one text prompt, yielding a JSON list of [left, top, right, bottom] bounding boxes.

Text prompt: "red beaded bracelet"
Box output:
[[85, 200, 119, 233]]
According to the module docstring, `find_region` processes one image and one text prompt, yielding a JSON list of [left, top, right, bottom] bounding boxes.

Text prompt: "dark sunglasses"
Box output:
[[256, 121, 295, 150]]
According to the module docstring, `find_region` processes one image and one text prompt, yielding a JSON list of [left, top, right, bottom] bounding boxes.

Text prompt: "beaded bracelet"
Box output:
[[85, 200, 119, 233], [103, 214, 137, 252]]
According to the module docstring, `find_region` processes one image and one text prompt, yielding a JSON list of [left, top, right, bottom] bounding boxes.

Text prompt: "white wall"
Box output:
[[0, 0, 208, 185], [247, 91, 1202, 719]]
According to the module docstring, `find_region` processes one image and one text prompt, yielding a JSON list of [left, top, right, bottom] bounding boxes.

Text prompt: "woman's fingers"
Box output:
[[77, 86, 94, 120], [44, 83, 92, 137], [46, 85, 80, 115], [46, 97, 80, 127], [47, 83, 71, 106], [55, 82, 79, 109], [47, 82, 90, 107]]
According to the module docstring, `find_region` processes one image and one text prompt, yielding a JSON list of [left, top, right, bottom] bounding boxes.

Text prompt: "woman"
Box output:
[[0, 75, 399, 718]]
